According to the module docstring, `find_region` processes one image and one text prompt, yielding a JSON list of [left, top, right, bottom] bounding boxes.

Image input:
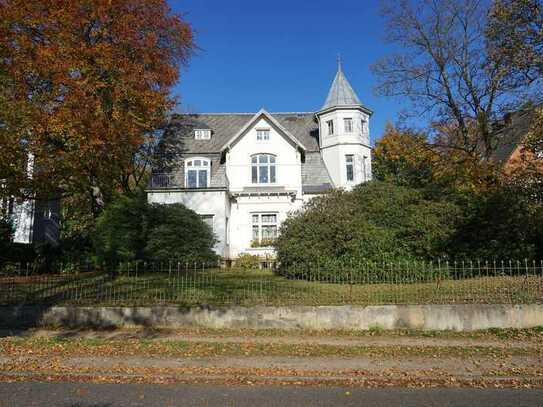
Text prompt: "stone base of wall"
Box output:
[[1, 304, 542, 331]]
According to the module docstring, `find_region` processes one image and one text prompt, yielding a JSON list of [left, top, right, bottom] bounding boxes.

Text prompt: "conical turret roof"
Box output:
[[321, 60, 362, 110]]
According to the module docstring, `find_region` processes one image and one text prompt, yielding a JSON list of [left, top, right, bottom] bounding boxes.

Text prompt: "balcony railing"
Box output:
[[149, 173, 181, 189]]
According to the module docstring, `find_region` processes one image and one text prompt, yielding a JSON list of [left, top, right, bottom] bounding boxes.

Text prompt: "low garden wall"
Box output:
[[1, 304, 542, 331]]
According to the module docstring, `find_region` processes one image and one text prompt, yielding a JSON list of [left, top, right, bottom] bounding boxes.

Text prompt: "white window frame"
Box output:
[[251, 154, 276, 184], [251, 213, 278, 244], [185, 157, 211, 188], [327, 120, 334, 135], [256, 128, 270, 141], [345, 154, 354, 182], [194, 129, 211, 140], [344, 118, 353, 133]]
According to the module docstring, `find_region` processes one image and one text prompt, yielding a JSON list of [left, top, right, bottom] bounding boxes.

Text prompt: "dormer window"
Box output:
[[344, 118, 353, 133], [256, 129, 270, 141], [185, 158, 210, 188], [194, 129, 211, 140], [326, 120, 334, 135]]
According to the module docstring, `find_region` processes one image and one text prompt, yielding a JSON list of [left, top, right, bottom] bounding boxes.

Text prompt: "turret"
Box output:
[[316, 59, 373, 189]]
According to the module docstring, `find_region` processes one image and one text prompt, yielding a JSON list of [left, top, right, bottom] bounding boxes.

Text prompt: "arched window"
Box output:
[[251, 154, 276, 184], [185, 158, 210, 188]]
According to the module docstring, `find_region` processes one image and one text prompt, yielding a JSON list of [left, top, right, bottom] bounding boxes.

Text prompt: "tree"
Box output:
[[373, 123, 436, 188], [372, 0, 539, 161], [0, 0, 194, 215], [374, 123, 499, 193], [486, 0, 543, 89]]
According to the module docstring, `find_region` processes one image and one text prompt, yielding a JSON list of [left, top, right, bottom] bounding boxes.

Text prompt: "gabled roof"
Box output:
[[165, 111, 321, 154], [491, 105, 540, 164], [221, 109, 307, 151], [321, 62, 362, 110]]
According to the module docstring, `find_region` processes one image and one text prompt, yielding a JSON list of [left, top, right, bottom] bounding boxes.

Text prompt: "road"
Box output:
[[0, 382, 542, 407]]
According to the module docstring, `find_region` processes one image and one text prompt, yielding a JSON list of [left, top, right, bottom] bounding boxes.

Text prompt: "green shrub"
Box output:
[[275, 181, 462, 279], [235, 253, 261, 270], [450, 186, 543, 261], [145, 203, 217, 263], [93, 190, 148, 267], [94, 190, 217, 268]]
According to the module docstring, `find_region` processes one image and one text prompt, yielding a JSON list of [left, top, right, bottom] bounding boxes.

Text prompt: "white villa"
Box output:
[[147, 63, 373, 262]]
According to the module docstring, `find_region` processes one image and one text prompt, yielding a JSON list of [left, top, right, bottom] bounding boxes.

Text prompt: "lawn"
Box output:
[[0, 269, 541, 306]]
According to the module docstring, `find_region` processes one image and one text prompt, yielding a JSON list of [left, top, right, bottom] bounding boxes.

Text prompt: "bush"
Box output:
[[450, 186, 543, 261], [0, 215, 14, 265], [275, 181, 462, 278], [234, 253, 261, 270], [145, 203, 217, 263], [94, 190, 217, 268], [94, 191, 148, 267]]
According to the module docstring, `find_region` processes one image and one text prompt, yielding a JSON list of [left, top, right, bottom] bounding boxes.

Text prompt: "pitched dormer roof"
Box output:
[[321, 60, 362, 110]]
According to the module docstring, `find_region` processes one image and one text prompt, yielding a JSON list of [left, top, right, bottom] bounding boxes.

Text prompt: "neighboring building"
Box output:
[[147, 62, 373, 262], [492, 105, 542, 173], [1, 154, 60, 247]]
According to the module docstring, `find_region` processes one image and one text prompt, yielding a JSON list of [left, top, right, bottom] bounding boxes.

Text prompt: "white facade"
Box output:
[[147, 64, 373, 261]]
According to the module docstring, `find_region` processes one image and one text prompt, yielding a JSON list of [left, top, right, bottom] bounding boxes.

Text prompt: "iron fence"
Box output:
[[0, 259, 542, 306]]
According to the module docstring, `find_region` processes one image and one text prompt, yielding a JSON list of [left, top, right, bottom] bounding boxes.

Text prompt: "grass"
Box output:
[[0, 269, 541, 306]]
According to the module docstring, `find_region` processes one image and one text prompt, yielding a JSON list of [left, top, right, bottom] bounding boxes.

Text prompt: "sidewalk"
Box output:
[[1, 328, 542, 388]]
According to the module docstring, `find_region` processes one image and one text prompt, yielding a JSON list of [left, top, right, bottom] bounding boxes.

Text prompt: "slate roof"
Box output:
[[156, 111, 333, 190], [167, 112, 321, 153], [491, 106, 539, 164], [302, 152, 334, 193], [321, 64, 363, 110]]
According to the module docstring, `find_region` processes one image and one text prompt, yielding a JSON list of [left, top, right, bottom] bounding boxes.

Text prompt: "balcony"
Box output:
[[149, 173, 181, 189]]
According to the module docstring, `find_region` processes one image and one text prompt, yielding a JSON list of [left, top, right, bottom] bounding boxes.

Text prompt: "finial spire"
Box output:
[[337, 53, 342, 72]]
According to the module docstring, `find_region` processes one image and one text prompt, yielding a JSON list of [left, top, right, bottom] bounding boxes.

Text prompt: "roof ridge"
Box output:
[[173, 111, 316, 115]]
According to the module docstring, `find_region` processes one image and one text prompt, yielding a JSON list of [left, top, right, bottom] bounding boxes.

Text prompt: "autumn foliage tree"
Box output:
[[0, 0, 194, 216]]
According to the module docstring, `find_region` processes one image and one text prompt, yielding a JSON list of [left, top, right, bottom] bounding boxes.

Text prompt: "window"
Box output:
[[361, 119, 367, 133], [346, 155, 354, 182], [185, 158, 210, 188], [252, 213, 278, 243], [326, 120, 334, 135], [194, 129, 211, 140], [344, 118, 353, 133], [256, 129, 270, 141], [251, 154, 276, 184]]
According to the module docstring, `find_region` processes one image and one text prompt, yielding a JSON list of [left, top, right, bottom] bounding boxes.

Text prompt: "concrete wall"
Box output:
[[2, 304, 542, 331]]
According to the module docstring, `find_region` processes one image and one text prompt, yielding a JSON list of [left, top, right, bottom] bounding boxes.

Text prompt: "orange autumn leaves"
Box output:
[[373, 123, 499, 193], [0, 0, 194, 200]]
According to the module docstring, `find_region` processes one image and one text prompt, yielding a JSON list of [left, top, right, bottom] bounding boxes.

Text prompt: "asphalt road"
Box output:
[[0, 382, 542, 407]]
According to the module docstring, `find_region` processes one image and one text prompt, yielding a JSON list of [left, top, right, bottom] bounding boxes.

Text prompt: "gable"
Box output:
[[222, 110, 307, 152]]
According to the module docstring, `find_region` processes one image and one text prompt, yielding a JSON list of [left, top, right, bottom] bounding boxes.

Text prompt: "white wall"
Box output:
[[148, 191, 229, 258], [226, 117, 303, 196], [12, 200, 34, 244]]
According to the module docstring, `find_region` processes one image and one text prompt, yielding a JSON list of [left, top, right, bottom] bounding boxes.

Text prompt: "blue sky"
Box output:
[[169, 0, 404, 144]]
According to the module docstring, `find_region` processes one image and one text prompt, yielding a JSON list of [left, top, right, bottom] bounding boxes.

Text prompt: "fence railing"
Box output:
[[149, 173, 181, 189], [0, 260, 542, 306]]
